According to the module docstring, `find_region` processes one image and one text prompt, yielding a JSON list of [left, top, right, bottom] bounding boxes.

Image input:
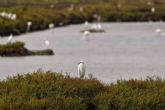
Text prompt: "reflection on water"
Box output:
[[0, 22, 165, 83]]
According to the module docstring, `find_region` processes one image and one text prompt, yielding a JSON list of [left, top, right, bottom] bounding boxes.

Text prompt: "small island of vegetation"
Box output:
[[0, 41, 54, 56], [0, 70, 165, 110]]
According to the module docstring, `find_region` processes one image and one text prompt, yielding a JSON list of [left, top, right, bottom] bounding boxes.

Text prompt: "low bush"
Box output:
[[0, 70, 165, 109], [0, 41, 54, 56]]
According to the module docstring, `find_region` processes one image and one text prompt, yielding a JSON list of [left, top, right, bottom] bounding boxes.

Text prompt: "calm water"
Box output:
[[0, 22, 165, 83]]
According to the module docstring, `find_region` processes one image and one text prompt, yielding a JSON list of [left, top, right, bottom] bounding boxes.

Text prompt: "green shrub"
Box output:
[[0, 71, 165, 109]]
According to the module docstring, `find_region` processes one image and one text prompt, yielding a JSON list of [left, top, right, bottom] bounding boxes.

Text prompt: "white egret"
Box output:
[[155, 28, 162, 33], [151, 7, 155, 13], [8, 34, 13, 43], [49, 23, 54, 29], [83, 30, 90, 37], [8, 13, 12, 19], [0, 12, 6, 17], [45, 39, 50, 47], [11, 14, 16, 20], [78, 60, 86, 79], [90, 23, 102, 30], [97, 23, 102, 30], [90, 24, 98, 30], [27, 21, 32, 27], [84, 21, 89, 26], [154, 28, 164, 36], [82, 30, 90, 41], [26, 21, 32, 32], [84, 21, 90, 30], [0, 12, 16, 20]]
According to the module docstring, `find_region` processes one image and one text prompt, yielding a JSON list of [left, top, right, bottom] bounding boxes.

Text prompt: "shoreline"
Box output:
[[0, 1, 165, 37]]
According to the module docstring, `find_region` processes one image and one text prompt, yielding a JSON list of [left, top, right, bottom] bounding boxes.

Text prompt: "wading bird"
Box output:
[[155, 28, 162, 33], [26, 21, 32, 32], [78, 60, 86, 79], [84, 21, 89, 26], [81, 30, 90, 41], [45, 39, 50, 47], [49, 23, 54, 29], [151, 7, 155, 13], [83, 30, 90, 36], [154, 28, 164, 36], [8, 34, 13, 43]]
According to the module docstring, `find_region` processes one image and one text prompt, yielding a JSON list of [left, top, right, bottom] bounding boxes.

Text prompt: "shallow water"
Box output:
[[0, 22, 165, 83]]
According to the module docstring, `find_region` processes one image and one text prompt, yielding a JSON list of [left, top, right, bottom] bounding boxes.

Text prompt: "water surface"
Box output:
[[0, 22, 165, 83]]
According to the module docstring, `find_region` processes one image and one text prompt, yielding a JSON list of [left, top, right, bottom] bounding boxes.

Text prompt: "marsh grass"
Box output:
[[0, 0, 165, 36], [0, 41, 54, 56], [0, 70, 165, 110]]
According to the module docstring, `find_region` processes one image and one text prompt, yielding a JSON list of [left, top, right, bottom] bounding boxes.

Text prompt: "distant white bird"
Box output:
[[97, 23, 102, 30], [27, 21, 32, 27], [78, 60, 86, 79], [45, 39, 50, 47], [84, 21, 90, 30], [0, 12, 17, 20], [7, 13, 12, 19], [90, 23, 102, 30], [84, 21, 89, 26], [155, 28, 162, 33], [26, 21, 32, 32], [10, 14, 16, 20], [83, 30, 90, 36], [154, 28, 164, 36], [49, 23, 54, 29], [0, 12, 6, 17], [90, 24, 98, 30], [80, 7, 84, 12], [8, 34, 13, 43], [151, 7, 155, 13], [81, 31, 90, 41]]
